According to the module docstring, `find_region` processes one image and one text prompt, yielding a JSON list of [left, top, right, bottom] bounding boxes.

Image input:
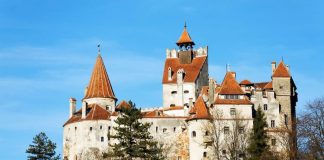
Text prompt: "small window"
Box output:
[[108, 126, 111, 131], [264, 104, 268, 110], [224, 127, 229, 134], [101, 137, 104, 142], [205, 131, 209, 136], [239, 153, 245, 158], [173, 127, 176, 132], [271, 120, 275, 128], [184, 90, 189, 94], [203, 152, 207, 157], [75, 127, 77, 130], [284, 114, 288, 125], [90, 127, 92, 131], [156, 126, 158, 133], [271, 139, 276, 146], [163, 128, 167, 133], [239, 127, 244, 134], [171, 91, 177, 94], [230, 108, 236, 116], [279, 85, 283, 89], [192, 131, 196, 137], [170, 104, 176, 107], [100, 125, 102, 130], [222, 150, 226, 155]]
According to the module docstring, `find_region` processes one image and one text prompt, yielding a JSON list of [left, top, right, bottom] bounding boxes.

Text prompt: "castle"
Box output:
[[63, 26, 297, 160]]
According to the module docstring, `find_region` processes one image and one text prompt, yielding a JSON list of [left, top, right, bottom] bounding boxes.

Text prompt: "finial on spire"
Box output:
[[281, 56, 284, 62], [184, 21, 187, 28], [97, 44, 101, 54], [226, 64, 231, 72]]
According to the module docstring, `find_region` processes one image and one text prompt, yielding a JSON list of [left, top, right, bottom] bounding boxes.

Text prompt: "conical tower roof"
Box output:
[[176, 24, 195, 46], [84, 54, 116, 99], [272, 61, 290, 77]]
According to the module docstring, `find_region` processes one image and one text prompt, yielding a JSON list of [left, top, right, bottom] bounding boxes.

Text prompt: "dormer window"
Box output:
[[168, 67, 172, 81]]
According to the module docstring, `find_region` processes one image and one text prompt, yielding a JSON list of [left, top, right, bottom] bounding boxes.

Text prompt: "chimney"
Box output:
[[271, 62, 276, 73], [208, 78, 215, 106], [82, 101, 87, 119], [177, 69, 185, 84], [69, 98, 76, 118]]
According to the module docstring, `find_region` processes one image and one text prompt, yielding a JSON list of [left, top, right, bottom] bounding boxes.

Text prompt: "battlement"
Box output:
[[165, 46, 208, 59]]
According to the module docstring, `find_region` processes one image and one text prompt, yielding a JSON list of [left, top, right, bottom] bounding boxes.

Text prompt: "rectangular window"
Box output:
[[271, 120, 275, 128], [264, 104, 268, 110], [239, 127, 244, 134], [224, 127, 229, 134], [173, 127, 176, 132], [163, 128, 167, 133], [271, 139, 276, 146], [101, 137, 104, 142], [230, 108, 236, 116], [284, 114, 288, 125]]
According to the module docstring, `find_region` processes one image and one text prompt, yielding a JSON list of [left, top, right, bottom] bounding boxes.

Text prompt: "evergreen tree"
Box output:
[[248, 105, 269, 160], [109, 101, 164, 160], [26, 132, 60, 160]]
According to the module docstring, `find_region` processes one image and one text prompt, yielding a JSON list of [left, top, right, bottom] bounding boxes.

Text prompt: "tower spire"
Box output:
[[176, 22, 195, 50], [97, 44, 101, 54]]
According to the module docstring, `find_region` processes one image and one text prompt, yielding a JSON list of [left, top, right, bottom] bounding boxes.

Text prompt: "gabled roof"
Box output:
[[272, 61, 290, 77], [219, 72, 245, 95], [187, 96, 210, 120], [162, 56, 207, 83], [176, 26, 195, 45], [116, 100, 131, 111], [84, 54, 116, 99], [240, 79, 253, 85]]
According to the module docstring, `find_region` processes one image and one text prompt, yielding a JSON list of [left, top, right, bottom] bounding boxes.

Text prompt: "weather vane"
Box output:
[[97, 44, 101, 54]]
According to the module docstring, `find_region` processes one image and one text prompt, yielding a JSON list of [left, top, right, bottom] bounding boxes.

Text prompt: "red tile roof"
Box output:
[[254, 82, 269, 89], [264, 81, 273, 90], [272, 61, 290, 77], [116, 100, 131, 110], [84, 54, 116, 99], [63, 104, 110, 126], [214, 96, 253, 105], [176, 26, 195, 45], [187, 96, 210, 120], [162, 56, 207, 83], [219, 72, 245, 95], [240, 79, 253, 85]]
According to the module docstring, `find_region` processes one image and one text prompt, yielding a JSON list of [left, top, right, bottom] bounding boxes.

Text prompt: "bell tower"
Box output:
[[176, 23, 195, 64]]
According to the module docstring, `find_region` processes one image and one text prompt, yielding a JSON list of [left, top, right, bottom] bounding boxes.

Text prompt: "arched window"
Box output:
[[90, 127, 92, 131], [205, 131, 209, 136], [192, 131, 196, 137]]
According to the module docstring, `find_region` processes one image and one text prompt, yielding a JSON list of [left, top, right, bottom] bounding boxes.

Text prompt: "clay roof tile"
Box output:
[[219, 72, 245, 95], [272, 61, 290, 77]]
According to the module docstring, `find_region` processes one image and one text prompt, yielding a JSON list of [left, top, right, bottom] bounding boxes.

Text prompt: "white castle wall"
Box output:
[[162, 83, 196, 107]]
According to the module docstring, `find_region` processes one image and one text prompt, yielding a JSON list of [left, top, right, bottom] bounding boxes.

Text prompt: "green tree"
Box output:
[[26, 132, 60, 160], [108, 101, 164, 160], [248, 106, 269, 160]]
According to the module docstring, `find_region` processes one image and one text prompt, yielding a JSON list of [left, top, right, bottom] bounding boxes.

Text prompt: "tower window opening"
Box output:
[[163, 128, 167, 133], [171, 91, 177, 94], [264, 104, 268, 110], [271, 120, 275, 128], [203, 152, 207, 157], [224, 127, 229, 134], [271, 139, 276, 146], [184, 90, 189, 94], [100, 125, 102, 130], [156, 126, 158, 133], [101, 137, 104, 142], [90, 127, 92, 131], [173, 127, 176, 132], [192, 131, 196, 137]]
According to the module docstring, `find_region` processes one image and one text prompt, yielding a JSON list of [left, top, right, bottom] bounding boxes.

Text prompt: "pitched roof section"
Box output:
[[63, 104, 110, 126], [214, 96, 253, 105], [116, 100, 131, 111], [240, 79, 253, 85], [272, 61, 290, 77], [264, 81, 273, 90], [162, 56, 207, 83], [188, 96, 210, 120], [84, 54, 116, 99], [176, 26, 195, 45], [219, 72, 245, 95]]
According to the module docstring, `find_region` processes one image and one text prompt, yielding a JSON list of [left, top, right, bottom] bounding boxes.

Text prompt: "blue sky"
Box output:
[[1, 0, 324, 159]]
